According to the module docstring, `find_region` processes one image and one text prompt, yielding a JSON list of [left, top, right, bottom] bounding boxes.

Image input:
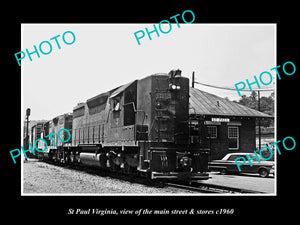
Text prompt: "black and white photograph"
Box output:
[[4, 5, 298, 221], [21, 23, 276, 196]]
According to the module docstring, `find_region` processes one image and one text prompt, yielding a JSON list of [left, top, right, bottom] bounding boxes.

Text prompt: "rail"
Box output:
[[164, 181, 264, 194]]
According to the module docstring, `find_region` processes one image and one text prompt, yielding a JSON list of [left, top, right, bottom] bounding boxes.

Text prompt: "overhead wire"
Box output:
[[193, 81, 275, 92]]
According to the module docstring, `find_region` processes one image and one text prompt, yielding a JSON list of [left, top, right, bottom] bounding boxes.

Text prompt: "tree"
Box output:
[[259, 96, 274, 116], [238, 92, 258, 110], [237, 91, 274, 126], [237, 91, 274, 115]]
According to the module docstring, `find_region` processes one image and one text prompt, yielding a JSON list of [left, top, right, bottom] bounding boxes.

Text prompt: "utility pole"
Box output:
[[192, 71, 195, 88], [25, 108, 31, 154], [257, 91, 261, 150]]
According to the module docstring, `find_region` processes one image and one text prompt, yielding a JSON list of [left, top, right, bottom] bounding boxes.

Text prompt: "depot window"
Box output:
[[207, 126, 217, 138], [228, 126, 239, 149]]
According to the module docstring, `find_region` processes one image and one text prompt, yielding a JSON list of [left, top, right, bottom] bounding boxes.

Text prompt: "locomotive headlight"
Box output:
[[169, 83, 177, 90], [169, 83, 180, 91]]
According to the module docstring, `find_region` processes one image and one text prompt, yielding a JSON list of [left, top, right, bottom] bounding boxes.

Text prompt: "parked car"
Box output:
[[209, 153, 274, 178]]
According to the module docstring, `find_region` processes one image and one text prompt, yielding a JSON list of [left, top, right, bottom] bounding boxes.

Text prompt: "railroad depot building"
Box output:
[[189, 87, 273, 161]]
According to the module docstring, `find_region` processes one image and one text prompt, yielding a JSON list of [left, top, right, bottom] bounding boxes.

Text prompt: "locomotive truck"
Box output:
[[37, 70, 210, 180]]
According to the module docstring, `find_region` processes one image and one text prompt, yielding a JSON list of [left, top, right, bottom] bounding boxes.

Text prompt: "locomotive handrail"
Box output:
[[122, 102, 137, 113]]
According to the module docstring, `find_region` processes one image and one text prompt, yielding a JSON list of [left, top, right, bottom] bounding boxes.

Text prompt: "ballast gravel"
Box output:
[[23, 160, 194, 194]]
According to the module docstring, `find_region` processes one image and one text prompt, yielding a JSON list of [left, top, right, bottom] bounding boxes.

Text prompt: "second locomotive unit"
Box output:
[[39, 69, 210, 180]]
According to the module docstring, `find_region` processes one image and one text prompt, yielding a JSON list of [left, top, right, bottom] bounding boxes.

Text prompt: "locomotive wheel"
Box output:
[[120, 163, 130, 174]]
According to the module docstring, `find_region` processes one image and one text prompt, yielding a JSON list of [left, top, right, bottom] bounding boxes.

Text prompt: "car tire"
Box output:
[[258, 168, 269, 178], [220, 168, 227, 175]]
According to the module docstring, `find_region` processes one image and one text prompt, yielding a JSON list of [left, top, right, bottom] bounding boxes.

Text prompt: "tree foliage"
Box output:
[[237, 91, 274, 126], [238, 91, 274, 115]]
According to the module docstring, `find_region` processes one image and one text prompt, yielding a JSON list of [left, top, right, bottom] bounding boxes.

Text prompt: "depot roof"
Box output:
[[189, 87, 273, 118]]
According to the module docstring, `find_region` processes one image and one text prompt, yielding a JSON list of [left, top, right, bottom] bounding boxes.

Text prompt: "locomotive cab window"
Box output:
[[124, 102, 136, 126], [111, 96, 121, 127], [124, 87, 137, 126], [113, 98, 121, 112]]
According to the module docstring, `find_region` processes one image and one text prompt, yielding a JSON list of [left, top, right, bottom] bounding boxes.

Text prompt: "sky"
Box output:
[[22, 24, 276, 121]]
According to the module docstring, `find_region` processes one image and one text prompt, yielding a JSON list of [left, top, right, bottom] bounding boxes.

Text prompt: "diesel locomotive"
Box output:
[[36, 70, 210, 180]]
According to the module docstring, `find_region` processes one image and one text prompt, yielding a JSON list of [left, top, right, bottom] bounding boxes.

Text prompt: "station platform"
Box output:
[[198, 171, 275, 194]]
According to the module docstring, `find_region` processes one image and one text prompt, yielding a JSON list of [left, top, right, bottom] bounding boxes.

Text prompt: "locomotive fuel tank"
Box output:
[[79, 152, 102, 167]]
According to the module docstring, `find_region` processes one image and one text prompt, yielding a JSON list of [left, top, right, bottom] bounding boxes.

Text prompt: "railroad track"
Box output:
[[164, 181, 264, 194], [38, 159, 263, 194]]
